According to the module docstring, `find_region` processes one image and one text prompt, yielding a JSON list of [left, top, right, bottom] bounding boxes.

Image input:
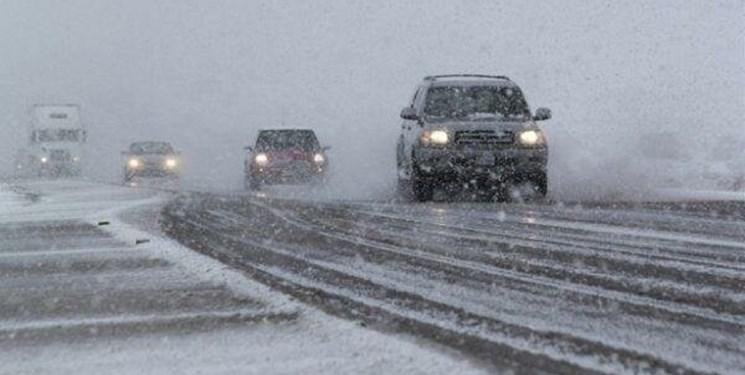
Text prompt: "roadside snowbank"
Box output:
[[654, 188, 745, 202]]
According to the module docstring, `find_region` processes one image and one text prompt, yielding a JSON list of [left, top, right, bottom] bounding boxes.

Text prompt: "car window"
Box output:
[[130, 142, 174, 154], [33, 129, 83, 142], [256, 131, 320, 151], [423, 85, 530, 121]]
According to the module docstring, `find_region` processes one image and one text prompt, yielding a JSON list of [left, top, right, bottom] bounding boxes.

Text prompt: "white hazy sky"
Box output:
[[1, 0, 743, 198]]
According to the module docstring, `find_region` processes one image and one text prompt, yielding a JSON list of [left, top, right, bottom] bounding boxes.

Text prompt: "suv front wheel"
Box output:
[[525, 171, 548, 198], [411, 163, 434, 202], [245, 175, 261, 191]]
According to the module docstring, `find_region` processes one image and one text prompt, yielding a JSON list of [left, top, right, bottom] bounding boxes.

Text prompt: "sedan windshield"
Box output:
[[424, 85, 530, 121], [256, 130, 320, 151], [130, 142, 174, 154]]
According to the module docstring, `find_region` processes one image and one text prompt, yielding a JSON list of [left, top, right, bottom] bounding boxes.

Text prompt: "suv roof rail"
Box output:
[[423, 74, 511, 81]]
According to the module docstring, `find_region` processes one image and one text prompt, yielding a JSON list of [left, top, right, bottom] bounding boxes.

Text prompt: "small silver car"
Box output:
[[122, 141, 182, 184]]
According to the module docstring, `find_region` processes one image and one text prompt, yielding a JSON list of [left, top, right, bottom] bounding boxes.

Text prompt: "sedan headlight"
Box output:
[[165, 158, 178, 169], [518, 130, 545, 146], [313, 153, 325, 164], [254, 153, 269, 166], [40, 157, 48, 164], [421, 130, 449, 146], [128, 159, 141, 168]]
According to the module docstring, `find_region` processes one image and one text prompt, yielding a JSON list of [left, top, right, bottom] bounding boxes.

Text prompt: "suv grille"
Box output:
[[49, 149, 72, 161], [454, 130, 513, 145]]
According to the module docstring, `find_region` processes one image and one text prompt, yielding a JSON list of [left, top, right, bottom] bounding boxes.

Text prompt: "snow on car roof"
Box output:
[[258, 128, 315, 132], [429, 79, 519, 88]]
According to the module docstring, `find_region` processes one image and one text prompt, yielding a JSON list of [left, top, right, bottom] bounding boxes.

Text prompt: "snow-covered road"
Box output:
[[0, 181, 486, 375], [164, 191, 745, 375]]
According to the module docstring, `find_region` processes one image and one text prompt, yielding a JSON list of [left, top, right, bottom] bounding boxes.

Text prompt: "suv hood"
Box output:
[[423, 120, 534, 133]]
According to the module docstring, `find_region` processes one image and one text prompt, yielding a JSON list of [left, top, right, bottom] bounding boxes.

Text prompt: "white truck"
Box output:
[[19, 104, 87, 178]]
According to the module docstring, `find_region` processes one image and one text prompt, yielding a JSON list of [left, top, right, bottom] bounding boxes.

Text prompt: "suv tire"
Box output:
[[532, 172, 548, 197], [411, 165, 434, 202], [246, 176, 261, 191]]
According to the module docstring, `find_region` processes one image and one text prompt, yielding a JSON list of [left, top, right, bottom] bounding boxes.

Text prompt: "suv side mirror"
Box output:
[[533, 107, 552, 121], [244, 146, 253, 151], [322, 146, 332, 152], [400, 107, 419, 120]]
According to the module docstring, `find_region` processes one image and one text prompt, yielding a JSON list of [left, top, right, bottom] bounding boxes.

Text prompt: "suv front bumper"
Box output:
[[413, 146, 547, 182]]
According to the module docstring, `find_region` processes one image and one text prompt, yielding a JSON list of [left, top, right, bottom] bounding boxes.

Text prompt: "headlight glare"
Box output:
[[421, 130, 449, 145], [128, 159, 141, 168], [254, 153, 269, 166], [313, 153, 325, 164], [519, 130, 543, 146], [165, 158, 178, 168]]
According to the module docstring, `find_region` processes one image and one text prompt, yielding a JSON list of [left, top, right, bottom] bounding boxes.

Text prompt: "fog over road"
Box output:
[[1, 1, 743, 374], [1, 1, 743, 201]]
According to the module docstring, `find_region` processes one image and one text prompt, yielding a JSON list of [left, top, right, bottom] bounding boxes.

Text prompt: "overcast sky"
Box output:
[[1, 1, 743, 198]]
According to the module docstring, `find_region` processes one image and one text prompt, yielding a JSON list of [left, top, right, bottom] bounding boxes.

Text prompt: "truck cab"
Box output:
[[27, 105, 86, 178]]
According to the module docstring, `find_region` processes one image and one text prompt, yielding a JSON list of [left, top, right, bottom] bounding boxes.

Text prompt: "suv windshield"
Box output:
[[130, 142, 174, 154], [256, 130, 320, 151], [424, 85, 530, 121]]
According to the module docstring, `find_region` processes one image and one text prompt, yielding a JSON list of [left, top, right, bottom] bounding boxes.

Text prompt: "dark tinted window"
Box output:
[[255, 130, 320, 151], [129, 142, 174, 154], [34, 129, 83, 142]]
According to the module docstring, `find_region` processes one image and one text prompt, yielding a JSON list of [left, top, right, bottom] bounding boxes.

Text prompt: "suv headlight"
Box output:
[[421, 130, 449, 146], [518, 130, 545, 146], [128, 158, 141, 168], [165, 158, 178, 169]]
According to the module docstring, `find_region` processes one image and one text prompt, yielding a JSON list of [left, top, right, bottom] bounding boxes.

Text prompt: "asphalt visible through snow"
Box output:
[[163, 192, 745, 375]]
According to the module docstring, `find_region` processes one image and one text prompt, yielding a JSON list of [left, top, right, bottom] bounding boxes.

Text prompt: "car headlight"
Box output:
[[128, 159, 141, 168], [313, 153, 325, 164], [254, 153, 269, 166], [165, 158, 178, 169], [40, 157, 48, 164], [421, 130, 449, 146], [518, 130, 545, 146]]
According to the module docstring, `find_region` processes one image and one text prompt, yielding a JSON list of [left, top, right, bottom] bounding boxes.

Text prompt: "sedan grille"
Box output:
[[49, 149, 72, 161], [454, 130, 513, 145]]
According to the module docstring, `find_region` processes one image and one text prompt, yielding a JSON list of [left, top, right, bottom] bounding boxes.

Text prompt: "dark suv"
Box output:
[[245, 129, 329, 190], [396, 75, 551, 201]]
